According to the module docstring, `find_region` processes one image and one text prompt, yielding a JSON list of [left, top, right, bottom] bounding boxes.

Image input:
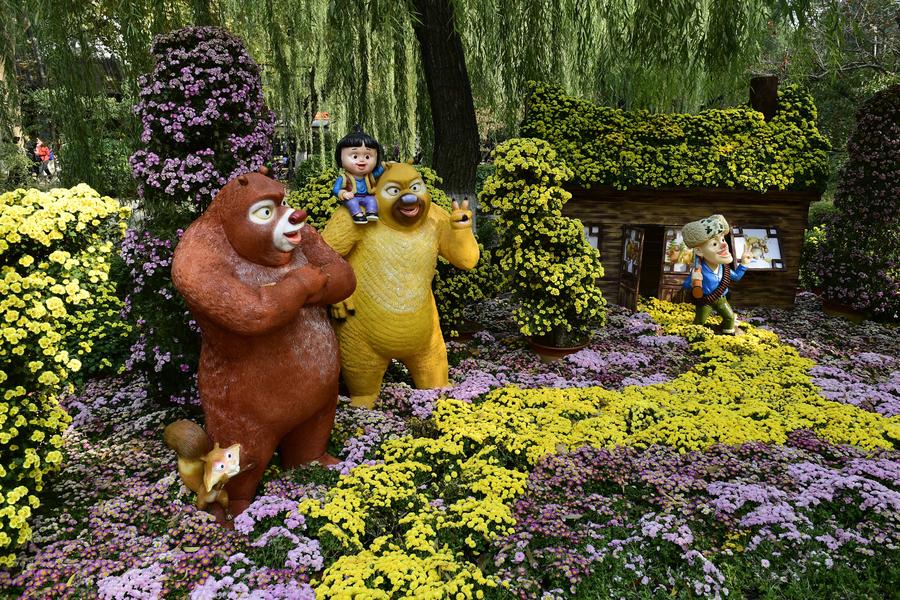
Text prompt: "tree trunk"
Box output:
[[24, 16, 47, 89], [191, 0, 218, 26], [411, 0, 479, 196], [0, 58, 25, 146]]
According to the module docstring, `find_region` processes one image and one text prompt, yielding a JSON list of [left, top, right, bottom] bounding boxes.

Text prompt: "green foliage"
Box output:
[[19, 90, 56, 141], [754, 0, 900, 198], [479, 138, 606, 342], [222, 0, 418, 159], [292, 154, 327, 190], [433, 242, 502, 337], [0, 144, 33, 192], [20, 86, 137, 199], [20, 0, 810, 199], [285, 166, 342, 230], [462, 0, 803, 123], [475, 163, 494, 195], [807, 199, 837, 228], [799, 224, 827, 291], [521, 82, 831, 192], [88, 137, 136, 200]]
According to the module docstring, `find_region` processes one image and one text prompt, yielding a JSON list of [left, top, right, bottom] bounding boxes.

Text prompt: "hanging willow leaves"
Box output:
[[19, 0, 823, 197]]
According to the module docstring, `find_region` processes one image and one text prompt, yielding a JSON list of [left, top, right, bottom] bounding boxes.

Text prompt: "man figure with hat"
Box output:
[[681, 214, 752, 335]]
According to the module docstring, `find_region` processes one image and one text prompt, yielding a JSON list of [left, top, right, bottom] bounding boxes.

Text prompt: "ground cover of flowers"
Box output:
[[1, 294, 898, 599]]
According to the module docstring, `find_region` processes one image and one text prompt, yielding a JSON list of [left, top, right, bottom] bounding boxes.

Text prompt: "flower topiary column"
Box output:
[[479, 138, 606, 344], [130, 26, 275, 220], [813, 85, 900, 321], [125, 27, 275, 404]]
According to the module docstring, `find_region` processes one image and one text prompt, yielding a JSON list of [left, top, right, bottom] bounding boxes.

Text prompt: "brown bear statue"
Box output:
[[171, 171, 355, 521]]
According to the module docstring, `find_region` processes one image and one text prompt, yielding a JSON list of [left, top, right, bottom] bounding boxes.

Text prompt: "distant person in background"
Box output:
[[36, 139, 52, 179], [46, 146, 57, 178]]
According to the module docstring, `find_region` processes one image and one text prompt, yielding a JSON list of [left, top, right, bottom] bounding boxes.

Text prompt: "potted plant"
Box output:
[[479, 138, 606, 359]]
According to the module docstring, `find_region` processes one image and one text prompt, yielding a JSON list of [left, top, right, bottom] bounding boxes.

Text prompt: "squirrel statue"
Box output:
[[163, 420, 244, 513]]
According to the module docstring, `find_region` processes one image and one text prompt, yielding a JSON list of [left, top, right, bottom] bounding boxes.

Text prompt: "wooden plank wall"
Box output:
[[563, 186, 820, 308]]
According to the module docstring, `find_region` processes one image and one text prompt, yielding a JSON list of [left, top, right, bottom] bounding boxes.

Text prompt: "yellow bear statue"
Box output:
[[322, 162, 479, 408]]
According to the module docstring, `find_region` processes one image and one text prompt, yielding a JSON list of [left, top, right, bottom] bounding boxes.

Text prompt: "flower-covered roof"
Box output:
[[521, 82, 830, 193]]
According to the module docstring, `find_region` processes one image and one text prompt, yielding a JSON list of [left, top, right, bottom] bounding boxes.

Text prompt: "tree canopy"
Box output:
[[3, 0, 895, 195]]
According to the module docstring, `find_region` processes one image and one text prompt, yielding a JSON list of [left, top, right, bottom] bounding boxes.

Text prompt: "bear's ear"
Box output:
[[237, 175, 249, 185], [258, 165, 269, 176], [405, 158, 414, 165]]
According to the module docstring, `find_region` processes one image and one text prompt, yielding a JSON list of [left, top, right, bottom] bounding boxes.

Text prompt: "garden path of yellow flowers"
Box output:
[[301, 298, 899, 599]]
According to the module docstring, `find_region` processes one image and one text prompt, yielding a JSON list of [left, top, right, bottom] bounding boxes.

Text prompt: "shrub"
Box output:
[[286, 166, 342, 230], [91, 137, 136, 201], [0, 184, 130, 566], [433, 243, 502, 336], [293, 154, 327, 190], [129, 26, 274, 220], [807, 199, 838, 228], [521, 81, 830, 192], [799, 225, 827, 291], [0, 144, 33, 192], [812, 85, 900, 320], [54, 96, 137, 199], [475, 162, 495, 194], [479, 138, 606, 343]]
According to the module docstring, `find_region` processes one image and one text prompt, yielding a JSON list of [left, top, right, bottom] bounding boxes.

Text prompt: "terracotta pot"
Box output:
[[527, 336, 589, 363], [821, 298, 869, 324], [447, 319, 482, 342]]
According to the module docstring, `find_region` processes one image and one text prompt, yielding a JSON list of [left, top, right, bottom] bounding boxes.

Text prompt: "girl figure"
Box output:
[[332, 125, 385, 225]]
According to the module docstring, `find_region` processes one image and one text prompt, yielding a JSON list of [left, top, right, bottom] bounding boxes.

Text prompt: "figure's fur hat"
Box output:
[[682, 214, 729, 248]]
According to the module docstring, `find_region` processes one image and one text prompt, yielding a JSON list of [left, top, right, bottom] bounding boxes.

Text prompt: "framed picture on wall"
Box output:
[[622, 227, 643, 275], [731, 227, 785, 270], [662, 226, 694, 273], [583, 224, 602, 250]]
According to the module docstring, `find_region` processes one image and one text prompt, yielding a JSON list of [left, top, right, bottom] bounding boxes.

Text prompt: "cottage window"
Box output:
[[731, 227, 785, 270], [583, 224, 602, 251]]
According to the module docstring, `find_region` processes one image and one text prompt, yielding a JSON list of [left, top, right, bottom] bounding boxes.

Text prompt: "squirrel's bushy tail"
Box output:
[[163, 419, 213, 460]]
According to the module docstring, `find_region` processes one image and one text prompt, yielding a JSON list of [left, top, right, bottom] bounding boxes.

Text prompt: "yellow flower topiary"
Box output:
[[0, 184, 130, 566], [480, 138, 606, 341]]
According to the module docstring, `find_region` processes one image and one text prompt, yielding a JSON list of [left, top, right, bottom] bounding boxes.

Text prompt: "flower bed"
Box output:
[[0, 297, 897, 598]]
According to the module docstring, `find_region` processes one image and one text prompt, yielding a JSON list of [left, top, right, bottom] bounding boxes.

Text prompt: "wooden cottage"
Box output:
[[521, 78, 830, 310], [567, 185, 819, 309]]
